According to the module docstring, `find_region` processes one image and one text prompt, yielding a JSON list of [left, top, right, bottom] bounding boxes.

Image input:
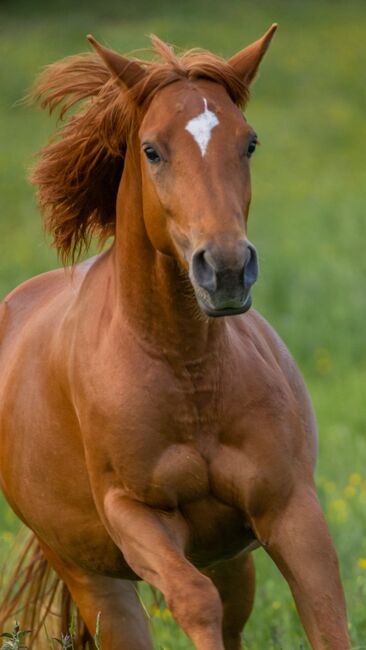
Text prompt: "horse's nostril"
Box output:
[[192, 242, 258, 296], [243, 244, 258, 289], [192, 249, 217, 292]]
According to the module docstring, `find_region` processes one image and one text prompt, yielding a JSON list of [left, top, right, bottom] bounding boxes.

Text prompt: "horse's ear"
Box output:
[[228, 24, 278, 85], [87, 35, 145, 88]]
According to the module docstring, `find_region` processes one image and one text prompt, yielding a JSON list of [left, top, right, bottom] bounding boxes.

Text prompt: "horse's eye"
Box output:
[[247, 138, 257, 158], [143, 146, 161, 164]]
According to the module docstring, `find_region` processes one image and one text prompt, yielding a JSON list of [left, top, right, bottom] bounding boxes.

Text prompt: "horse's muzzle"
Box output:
[[190, 240, 259, 317]]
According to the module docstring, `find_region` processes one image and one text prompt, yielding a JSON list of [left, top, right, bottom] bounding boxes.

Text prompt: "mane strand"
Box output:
[[30, 37, 249, 264]]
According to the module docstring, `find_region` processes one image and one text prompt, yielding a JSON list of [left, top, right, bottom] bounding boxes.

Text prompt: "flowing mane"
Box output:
[[31, 36, 249, 263]]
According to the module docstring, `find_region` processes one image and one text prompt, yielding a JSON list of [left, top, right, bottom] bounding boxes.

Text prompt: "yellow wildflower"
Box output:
[[357, 559, 366, 569], [272, 601, 281, 610], [344, 485, 356, 498], [315, 348, 332, 375], [150, 605, 162, 618], [350, 473, 362, 486], [330, 499, 348, 522]]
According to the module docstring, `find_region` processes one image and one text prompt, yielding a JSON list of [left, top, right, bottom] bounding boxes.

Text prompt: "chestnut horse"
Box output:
[[0, 26, 350, 650]]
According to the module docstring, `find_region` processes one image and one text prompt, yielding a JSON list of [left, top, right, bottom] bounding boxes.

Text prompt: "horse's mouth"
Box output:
[[195, 287, 252, 318]]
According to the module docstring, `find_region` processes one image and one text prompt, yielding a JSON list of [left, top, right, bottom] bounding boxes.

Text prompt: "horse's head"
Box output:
[[39, 29, 276, 317], [89, 27, 276, 317], [137, 78, 261, 317]]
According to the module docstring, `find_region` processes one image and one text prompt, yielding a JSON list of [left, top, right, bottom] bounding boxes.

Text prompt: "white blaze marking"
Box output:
[[185, 98, 219, 157]]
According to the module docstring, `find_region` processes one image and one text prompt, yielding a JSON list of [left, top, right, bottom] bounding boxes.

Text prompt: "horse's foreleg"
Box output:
[[103, 489, 225, 650], [203, 552, 255, 650], [252, 484, 350, 650], [40, 544, 153, 650]]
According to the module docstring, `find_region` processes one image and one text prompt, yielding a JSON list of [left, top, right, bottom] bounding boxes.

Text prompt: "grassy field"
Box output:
[[0, 0, 365, 647]]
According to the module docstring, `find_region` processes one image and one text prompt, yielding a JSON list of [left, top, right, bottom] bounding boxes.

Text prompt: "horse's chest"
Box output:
[[91, 347, 295, 511], [118, 358, 224, 445]]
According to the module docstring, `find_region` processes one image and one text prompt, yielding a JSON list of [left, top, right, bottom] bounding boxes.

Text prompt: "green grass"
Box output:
[[0, 1, 365, 648]]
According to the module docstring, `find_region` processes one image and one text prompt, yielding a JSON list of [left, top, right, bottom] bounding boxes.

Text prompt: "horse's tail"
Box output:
[[0, 529, 92, 648]]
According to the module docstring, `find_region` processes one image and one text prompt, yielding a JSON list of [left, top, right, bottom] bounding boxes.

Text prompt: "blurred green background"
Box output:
[[0, 1, 365, 648]]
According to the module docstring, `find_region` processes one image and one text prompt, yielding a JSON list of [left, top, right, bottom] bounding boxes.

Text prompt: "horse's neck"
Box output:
[[112, 158, 224, 363]]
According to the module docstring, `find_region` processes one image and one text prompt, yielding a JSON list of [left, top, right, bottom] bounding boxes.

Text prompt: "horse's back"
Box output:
[[1, 269, 66, 340], [0, 256, 99, 350], [0, 301, 8, 343]]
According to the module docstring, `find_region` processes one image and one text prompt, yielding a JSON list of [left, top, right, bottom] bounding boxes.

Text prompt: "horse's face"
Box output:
[[139, 81, 258, 316], [88, 26, 277, 316]]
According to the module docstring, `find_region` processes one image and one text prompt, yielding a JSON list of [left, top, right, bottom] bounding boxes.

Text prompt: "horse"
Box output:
[[0, 25, 350, 650]]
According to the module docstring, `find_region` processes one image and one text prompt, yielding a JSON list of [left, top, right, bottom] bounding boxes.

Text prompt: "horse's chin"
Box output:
[[196, 292, 252, 318]]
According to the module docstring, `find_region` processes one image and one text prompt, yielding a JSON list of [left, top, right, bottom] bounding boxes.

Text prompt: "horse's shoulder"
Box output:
[[233, 309, 290, 365], [253, 310, 291, 360], [236, 309, 318, 463], [237, 309, 307, 394]]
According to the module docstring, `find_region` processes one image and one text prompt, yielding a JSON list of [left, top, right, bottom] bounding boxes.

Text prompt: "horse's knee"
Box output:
[[166, 572, 223, 635]]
